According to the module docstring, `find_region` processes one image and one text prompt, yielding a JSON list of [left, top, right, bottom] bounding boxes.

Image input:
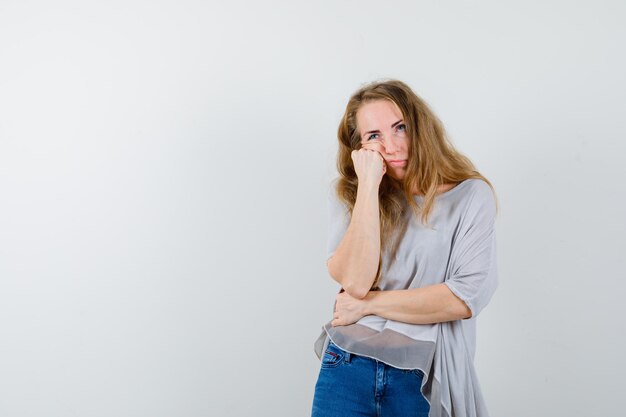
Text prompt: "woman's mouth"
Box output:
[[388, 160, 407, 167]]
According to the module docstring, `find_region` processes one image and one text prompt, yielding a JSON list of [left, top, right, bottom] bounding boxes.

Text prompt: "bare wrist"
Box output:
[[357, 182, 379, 197], [362, 291, 377, 316]]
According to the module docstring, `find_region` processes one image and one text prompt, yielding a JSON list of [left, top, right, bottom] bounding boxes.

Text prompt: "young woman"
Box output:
[[311, 79, 499, 417]]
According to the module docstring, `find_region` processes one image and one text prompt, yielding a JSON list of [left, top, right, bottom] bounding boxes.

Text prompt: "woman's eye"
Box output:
[[397, 124, 406, 132], [367, 134, 379, 141]]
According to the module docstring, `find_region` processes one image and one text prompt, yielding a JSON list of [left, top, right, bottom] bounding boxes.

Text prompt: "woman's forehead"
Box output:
[[357, 100, 403, 128]]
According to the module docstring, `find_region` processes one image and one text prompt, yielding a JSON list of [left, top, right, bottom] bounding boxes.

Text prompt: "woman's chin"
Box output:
[[388, 169, 404, 178]]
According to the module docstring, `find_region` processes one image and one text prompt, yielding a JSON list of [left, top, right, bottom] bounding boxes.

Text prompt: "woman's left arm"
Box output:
[[331, 284, 471, 327], [368, 284, 471, 323]]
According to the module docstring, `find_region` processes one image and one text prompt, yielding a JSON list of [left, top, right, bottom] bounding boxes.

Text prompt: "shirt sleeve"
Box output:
[[326, 179, 351, 263], [444, 180, 499, 319]]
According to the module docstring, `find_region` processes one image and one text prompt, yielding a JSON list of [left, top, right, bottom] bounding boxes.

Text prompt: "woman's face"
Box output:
[[356, 99, 410, 181]]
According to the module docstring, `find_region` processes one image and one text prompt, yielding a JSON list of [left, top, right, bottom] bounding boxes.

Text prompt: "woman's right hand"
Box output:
[[351, 145, 386, 189]]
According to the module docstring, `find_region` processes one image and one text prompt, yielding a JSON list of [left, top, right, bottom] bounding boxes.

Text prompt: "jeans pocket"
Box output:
[[411, 368, 425, 378], [321, 341, 345, 368]]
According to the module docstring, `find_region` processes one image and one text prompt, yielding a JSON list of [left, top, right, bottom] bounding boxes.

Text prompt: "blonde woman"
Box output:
[[311, 79, 499, 417]]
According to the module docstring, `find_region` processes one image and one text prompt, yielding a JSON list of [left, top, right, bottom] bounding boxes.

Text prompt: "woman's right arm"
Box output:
[[327, 149, 385, 299]]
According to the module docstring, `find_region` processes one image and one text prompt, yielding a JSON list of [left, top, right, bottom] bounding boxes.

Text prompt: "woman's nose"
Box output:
[[382, 135, 399, 154]]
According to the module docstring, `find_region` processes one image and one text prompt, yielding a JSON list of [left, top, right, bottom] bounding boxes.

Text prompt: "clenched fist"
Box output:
[[351, 143, 386, 189]]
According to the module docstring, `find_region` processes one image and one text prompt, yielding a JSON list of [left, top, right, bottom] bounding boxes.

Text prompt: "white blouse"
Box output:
[[314, 177, 499, 417]]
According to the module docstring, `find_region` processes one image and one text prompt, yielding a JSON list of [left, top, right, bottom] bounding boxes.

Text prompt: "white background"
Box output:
[[1, 1, 625, 416]]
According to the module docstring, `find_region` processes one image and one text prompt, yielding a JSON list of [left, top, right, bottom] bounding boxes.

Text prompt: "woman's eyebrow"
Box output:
[[362, 120, 404, 137]]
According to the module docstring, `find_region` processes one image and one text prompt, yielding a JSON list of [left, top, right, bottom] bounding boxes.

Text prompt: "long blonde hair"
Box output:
[[333, 79, 499, 290]]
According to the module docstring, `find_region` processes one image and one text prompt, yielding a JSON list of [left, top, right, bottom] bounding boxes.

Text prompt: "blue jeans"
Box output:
[[311, 340, 430, 417]]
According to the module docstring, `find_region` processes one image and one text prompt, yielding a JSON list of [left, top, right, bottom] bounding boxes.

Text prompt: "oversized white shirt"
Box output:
[[314, 177, 499, 417]]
